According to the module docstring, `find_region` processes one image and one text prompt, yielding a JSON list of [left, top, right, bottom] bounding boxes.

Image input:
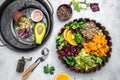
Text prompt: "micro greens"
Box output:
[[72, 0, 90, 12]]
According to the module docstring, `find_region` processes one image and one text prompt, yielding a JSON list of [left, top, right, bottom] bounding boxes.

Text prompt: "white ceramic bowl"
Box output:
[[31, 9, 43, 22]]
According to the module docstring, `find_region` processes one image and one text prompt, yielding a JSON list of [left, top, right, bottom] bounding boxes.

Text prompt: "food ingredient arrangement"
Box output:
[[0, 0, 112, 79], [57, 0, 100, 21], [72, 0, 100, 12], [13, 9, 46, 45], [56, 18, 112, 72]]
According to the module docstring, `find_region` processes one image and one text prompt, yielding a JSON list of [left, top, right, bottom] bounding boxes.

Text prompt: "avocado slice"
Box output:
[[34, 22, 46, 44]]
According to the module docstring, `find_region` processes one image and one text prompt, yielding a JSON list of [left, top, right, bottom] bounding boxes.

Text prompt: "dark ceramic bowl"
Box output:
[[57, 3, 72, 21], [56, 18, 112, 73]]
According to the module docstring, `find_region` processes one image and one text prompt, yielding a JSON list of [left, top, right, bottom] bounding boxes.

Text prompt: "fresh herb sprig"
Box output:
[[43, 64, 55, 75], [72, 0, 90, 12]]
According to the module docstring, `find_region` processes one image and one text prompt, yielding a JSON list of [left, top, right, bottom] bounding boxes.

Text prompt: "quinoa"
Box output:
[[80, 21, 100, 40]]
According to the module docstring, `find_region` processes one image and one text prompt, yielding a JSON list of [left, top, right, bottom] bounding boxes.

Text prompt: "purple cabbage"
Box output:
[[18, 28, 30, 39], [90, 3, 100, 12]]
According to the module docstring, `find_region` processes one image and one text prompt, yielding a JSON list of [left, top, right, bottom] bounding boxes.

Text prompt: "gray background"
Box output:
[[0, 0, 120, 80]]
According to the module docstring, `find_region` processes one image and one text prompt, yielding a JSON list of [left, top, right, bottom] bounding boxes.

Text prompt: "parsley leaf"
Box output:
[[43, 64, 55, 75]]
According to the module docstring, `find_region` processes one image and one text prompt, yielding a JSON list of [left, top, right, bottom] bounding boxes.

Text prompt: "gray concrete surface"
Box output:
[[0, 0, 120, 80]]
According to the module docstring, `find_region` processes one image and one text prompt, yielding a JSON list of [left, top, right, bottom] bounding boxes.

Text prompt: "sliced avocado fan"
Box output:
[[34, 22, 46, 44]]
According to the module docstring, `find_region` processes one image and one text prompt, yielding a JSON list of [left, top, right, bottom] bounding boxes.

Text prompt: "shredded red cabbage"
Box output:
[[18, 28, 30, 39]]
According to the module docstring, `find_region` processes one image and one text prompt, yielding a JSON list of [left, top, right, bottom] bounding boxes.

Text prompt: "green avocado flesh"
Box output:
[[34, 22, 46, 44], [75, 49, 103, 71]]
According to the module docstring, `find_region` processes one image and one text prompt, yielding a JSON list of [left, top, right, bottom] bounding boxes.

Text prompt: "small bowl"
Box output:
[[57, 3, 72, 21], [31, 9, 43, 22], [13, 11, 25, 23]]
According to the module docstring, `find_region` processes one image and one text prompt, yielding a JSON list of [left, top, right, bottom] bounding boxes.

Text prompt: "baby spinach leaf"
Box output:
[[63, 56, 76, 66], [56, 35, 67, 50], [100, 56, 107, 61], [56, 35, 64, 45], [69, 20, 86, 29], [70, 21, 78, 29], [74, 33, 84, 44]]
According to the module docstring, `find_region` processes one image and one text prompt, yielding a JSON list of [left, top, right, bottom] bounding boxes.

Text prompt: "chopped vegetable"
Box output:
[[69, 20, 86, 29], [56, 35, 67, 50], [18, 28, 30, 39], [98, 30, 103, 35], [90, 55, 103, 64], [75, 49, 98, 71], [74, 33, 84, 44], [63, 56, 76, 66], [17, 17, 30, 30], [100, 56, 107, 61], [72, 0, 89, 12], [43, 64, 55, 75], [75, 49, 105, 70], [80, 57, 96, 67], [16, 17, 33, 39], [83, 34, 110, 56], [90, 3, 100, 12], [96, 57, 103, 64]]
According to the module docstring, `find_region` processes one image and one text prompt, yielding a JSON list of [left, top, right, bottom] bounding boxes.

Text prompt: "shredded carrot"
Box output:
[[83, 34, 110, 56]]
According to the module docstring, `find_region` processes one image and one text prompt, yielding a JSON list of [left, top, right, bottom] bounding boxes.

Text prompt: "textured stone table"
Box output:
[[0, 0, 120, 80]]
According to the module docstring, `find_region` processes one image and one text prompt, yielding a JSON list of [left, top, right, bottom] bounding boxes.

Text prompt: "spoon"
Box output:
[[22, 48, 49, 80]]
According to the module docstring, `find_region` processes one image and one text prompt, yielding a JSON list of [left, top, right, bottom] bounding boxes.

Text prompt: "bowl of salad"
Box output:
[[56, 18, 112, 73]]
